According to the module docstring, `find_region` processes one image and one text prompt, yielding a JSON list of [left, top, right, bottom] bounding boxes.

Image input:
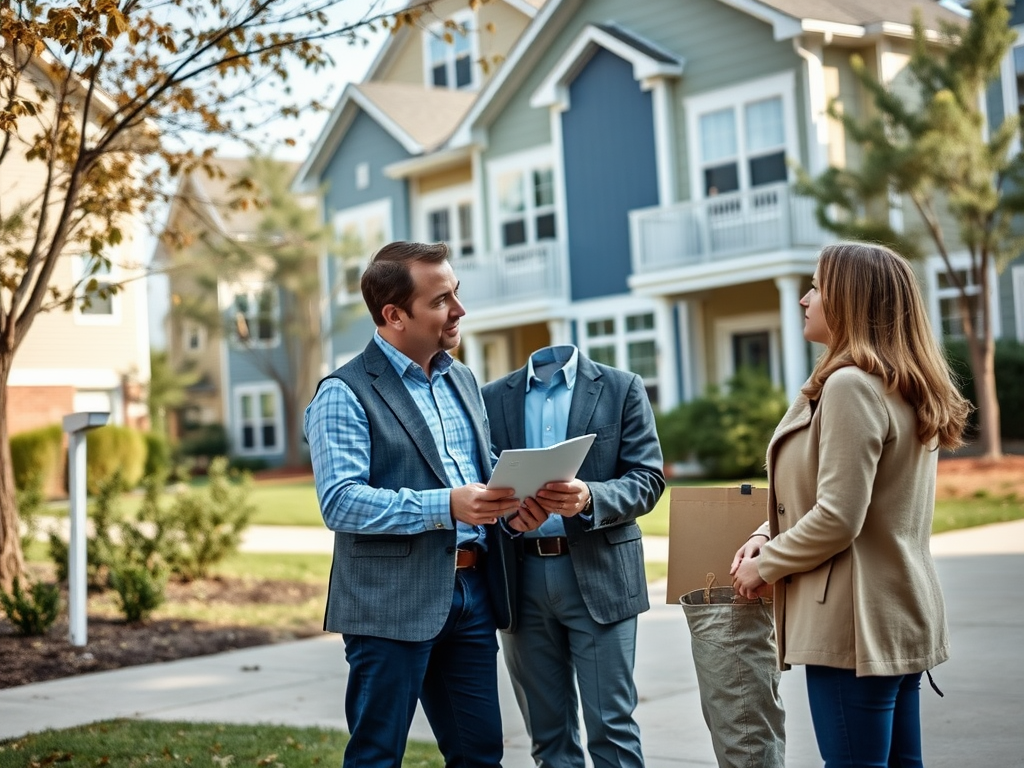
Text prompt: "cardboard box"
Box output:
[[665, 484, 769, 605]]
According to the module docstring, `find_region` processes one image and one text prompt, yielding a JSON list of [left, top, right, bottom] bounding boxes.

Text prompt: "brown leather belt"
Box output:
[[455, 546, 480, 569], [523, 536, 570, 557]]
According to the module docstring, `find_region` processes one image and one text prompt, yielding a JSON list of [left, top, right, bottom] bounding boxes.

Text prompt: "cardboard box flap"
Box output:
[[665, 485, 768, 605]]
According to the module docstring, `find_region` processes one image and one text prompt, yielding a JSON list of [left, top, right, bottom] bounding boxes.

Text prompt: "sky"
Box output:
[[147, 14, 390, 350]]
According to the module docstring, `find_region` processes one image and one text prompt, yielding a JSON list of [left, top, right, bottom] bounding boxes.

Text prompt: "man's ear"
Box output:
[[381, 303, 404, 330]]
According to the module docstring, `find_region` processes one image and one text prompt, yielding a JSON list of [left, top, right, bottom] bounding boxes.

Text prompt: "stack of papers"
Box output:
[[487, 433, 596, 501]]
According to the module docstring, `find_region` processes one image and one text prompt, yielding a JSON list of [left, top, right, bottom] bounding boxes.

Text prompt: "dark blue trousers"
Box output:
[[341, 567, 503, 768], [806, 665, 925, 768]]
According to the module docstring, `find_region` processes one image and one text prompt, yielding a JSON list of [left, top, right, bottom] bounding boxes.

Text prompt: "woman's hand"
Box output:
[[731, 534, 771, 599]]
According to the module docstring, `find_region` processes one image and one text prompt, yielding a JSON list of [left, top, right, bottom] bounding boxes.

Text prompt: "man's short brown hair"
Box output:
[[360, 241, 450, 326]]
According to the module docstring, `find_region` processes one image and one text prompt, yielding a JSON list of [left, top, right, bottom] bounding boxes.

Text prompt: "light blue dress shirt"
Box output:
[[523, 345, 579, 539], [304, 332, 484, 547]]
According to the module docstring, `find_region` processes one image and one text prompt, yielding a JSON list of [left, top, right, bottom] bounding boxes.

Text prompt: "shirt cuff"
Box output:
[[422, 489, 453, 531]]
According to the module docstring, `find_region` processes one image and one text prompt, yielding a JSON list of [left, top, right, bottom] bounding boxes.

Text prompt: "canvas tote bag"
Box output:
[[679, 580, 785, 768]]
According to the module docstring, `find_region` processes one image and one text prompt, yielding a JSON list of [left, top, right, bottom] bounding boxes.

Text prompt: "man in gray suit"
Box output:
[[304, 241, 538, 768], [482, 345, 665, 768]]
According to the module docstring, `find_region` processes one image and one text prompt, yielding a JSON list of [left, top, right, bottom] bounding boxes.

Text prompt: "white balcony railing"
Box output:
[[629, 183, 831, 275], [456, 240, 566, 311]]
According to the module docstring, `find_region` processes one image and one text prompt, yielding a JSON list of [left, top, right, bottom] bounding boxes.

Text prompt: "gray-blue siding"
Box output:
[[318, 109, 412, 360], [562, 48, 659, 301]]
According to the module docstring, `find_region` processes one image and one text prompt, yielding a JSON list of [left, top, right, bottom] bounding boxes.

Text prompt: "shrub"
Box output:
[[9, 424, 63, 493], [0, 577, 61, 636], [109, 563, 166, 623], [178, 423, 230, 459], [49, 472, 127, 587], [227, 456, 269, 473], [15, 485, 45, 553], [658, 369, 789, 479], [143, 431, 173, 479], [944, 339, 1024, 441], [86, 425, 146, 493]]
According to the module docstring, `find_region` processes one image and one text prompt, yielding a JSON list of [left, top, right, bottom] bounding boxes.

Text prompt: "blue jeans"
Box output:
[[806, 665, 924, 768], [341, 568, 502, 768]]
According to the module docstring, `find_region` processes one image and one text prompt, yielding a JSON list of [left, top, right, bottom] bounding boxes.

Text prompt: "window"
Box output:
[[425, 200, 474, 259], [582, 311, 659, 404], [496, 167, 556, 248], [231, 286, 278, 346], [424, 13, 477, 90], [685, 72, 796, 200], [935, 267, 983, 338], [183, 321, 205, 352], [74, 254, 119, 323], [235, 385, 281, 455], [334, 200, 391, 304], [714, 313, 781, 387]]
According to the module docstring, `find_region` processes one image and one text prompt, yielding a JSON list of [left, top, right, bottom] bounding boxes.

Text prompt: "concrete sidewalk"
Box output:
[[2, 522, 1023, 766]]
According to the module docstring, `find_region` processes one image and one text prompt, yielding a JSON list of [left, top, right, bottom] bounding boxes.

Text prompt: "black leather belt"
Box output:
[[523, 536, 570, 557]]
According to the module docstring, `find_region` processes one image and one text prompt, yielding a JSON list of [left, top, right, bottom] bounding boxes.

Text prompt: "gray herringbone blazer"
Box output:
[[316, 340, 510, 641], [482, 354, 665, 627]]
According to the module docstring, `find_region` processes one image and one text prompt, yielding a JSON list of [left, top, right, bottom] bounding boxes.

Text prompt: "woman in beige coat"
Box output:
[[731, 242, 970, 767]]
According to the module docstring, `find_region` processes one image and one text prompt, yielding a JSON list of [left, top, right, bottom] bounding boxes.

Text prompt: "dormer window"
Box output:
[[424, 11, 478, 90]]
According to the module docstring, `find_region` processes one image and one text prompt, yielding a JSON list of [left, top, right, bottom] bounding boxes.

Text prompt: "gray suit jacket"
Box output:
[[482, 355, 665, 627], [316, 340, 512, 641]]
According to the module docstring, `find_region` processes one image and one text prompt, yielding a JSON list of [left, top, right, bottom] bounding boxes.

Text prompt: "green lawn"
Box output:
[[0, 719, 444, 767]]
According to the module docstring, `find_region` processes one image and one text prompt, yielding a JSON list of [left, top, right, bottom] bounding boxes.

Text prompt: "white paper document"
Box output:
[[487, 433, 597, 502]]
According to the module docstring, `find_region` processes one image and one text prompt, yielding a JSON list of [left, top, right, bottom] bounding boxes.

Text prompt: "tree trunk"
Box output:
[[966, 332, 1002, 460], [0, 355, 27, 593]]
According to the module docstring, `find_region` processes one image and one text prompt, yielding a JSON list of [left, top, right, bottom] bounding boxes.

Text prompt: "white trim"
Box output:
[[8, 369, 122, 388], [715, 0, 802, 41], [422, 9, 481, 91], [792, 37, 828, 177], [652, 297, 679, 409], [923, 253, 1002, 341], [72, 254, 122, 326], [384, 145, 472, 179], [332, 198, 394, 305], [683, 70, 799, 202], [486, 146, 558, 252], [221, 281, 282, 349], [713, 311, 782, 387], [530, 24, 683, 110], [999, 28, 1024, 157], [232, 383, 284, 457], [1013, 265, 1024, 342], [652, 79, 677, 205]]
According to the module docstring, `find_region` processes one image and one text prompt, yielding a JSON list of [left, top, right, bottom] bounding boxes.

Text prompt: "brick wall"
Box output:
[[6, 386, 75, 435]]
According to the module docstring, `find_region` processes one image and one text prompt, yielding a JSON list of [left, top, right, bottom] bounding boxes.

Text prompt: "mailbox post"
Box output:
[[62, 411, 109, 647]]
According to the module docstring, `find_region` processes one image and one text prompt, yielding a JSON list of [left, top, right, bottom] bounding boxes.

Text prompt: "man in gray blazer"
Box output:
[[482, 345, 665, 768], [304, 241, 537, 768]]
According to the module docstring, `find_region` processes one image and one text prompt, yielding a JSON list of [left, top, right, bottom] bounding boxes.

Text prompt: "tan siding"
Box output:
[[419, 164, 473, 194]]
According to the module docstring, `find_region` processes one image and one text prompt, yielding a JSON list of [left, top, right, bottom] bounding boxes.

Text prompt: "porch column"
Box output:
[[677, 296, 705, 403], [774, 275, 807, 401], [547, 318, 571, 347], [653, 297, 679, 410], [462, 332, 484, 381]]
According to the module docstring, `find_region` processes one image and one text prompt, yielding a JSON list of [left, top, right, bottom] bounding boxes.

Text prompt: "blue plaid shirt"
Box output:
[[304, 333, 485, 546]]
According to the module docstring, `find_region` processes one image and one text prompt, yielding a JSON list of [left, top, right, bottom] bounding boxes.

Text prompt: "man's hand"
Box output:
[[450, 483, 520, 526], [534, 479, 591, 517], [505, 496, 550, 533]]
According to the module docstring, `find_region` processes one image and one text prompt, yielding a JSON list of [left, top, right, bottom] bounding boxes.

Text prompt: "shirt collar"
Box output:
[[374, 331, 453, 380], [525, 345, 578, 392]]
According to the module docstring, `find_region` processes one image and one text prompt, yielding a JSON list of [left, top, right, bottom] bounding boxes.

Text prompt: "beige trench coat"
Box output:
[[755, 366, 949, 677]]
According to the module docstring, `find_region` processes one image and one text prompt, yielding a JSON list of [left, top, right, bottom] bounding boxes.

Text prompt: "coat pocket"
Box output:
[[350, 538, 412, 558]]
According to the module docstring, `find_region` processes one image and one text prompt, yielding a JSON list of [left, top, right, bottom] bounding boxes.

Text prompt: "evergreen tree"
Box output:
[[796, 0, 1024, 459]]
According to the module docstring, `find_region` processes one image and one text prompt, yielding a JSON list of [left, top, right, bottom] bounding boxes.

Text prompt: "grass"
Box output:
[[0, 719, 444, 767], [933, 492, 1024, 534]]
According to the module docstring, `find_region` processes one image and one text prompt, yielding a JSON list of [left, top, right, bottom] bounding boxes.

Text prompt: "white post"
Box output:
[[62, 411, 110, 647], [774, 276, 807, 402]]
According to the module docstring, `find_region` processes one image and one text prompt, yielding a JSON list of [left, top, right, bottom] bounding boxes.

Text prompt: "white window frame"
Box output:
[[487, 147, 558, 252], [684, 71, 799, 202], [714, 312, 782, 387], [333, 198, 392, 305], [223, 281, 280, 349], [422, 9, 479, 91], [576, 299, 661, 404], [73, 254, 121, 325], [183, 320, 206, 353], [924, 254, 1001, 341], [416, 183, 475, 260], [998, 25, 1024, 156], [233, 383, 283, 456]]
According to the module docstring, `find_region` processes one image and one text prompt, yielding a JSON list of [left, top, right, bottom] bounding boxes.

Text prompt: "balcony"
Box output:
[[629, 183, 831, 277], [456, 241, 567, 324]]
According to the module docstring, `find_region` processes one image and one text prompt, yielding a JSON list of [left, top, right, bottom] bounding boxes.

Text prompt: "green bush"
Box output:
[[0, 577, 61, 636], [143, 431, 173, 479], [944, 339, 1024, 440], [109, 563, 166, 623], [15, 485, 45, 553], [49, 472, 127, 587], [9, 424, 62, 493], [178, 423, 230, 459], [657, 369, 789, 479], [86, 425, 146, 493]]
